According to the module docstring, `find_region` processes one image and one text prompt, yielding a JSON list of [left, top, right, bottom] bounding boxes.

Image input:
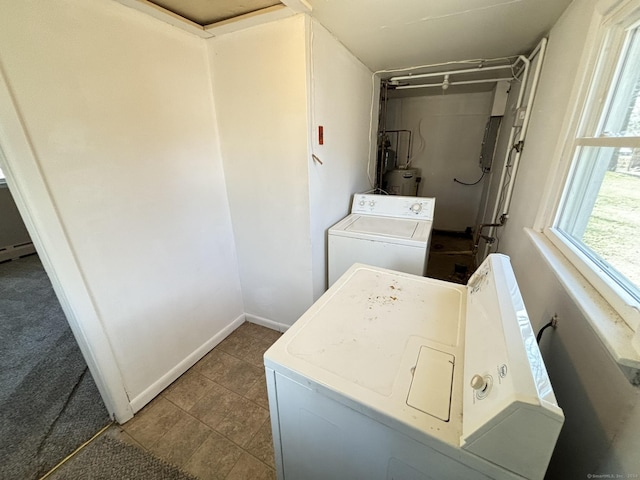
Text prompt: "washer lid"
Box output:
[[329, 214, 432, 247], [345, 215, 419, 239]]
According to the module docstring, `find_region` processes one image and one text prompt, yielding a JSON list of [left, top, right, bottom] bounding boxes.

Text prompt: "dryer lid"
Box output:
[[263, 263, 467, 446], [269, 265, 464, 397]]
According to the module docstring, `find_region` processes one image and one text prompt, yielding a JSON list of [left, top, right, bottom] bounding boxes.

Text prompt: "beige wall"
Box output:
[[307, 19, 374, 299], [0, 0, 244, 413], [387, 92, 494, 231], [498, 0, 640, 476], [210, 16, 314, 329], [0, 0, 376, 418], [210, 15, 375, 326]]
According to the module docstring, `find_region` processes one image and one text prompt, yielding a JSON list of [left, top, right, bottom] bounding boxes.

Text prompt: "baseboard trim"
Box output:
[[127, 313, 245, 415], [0, 242, 36, 262], [245, 313, 290, 333]]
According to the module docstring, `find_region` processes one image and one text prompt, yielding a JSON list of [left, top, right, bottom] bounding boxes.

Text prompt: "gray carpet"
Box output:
[[48, 434, 197, 480], [0, 254, 111, 479]]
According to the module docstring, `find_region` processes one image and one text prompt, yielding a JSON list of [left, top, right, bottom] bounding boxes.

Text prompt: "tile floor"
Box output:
[[110, 321, 282, 480], [96, 233, 474, 479]]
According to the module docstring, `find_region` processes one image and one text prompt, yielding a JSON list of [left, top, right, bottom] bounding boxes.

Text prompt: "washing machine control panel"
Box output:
[[351, 194, 435, 220]]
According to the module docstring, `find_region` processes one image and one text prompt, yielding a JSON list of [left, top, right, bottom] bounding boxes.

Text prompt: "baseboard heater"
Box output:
[[0, 242, 36, 262]]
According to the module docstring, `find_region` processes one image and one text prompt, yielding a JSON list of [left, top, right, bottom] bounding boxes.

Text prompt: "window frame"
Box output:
[[539, 0, 640, 338]]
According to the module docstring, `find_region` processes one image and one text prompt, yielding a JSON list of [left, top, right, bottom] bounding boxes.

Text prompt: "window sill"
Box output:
[[525, 228, 640, 386]]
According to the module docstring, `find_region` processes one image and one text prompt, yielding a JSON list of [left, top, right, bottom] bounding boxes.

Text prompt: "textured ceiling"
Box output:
[[306, 0, 573, 73], [121, 0, 573, 77]]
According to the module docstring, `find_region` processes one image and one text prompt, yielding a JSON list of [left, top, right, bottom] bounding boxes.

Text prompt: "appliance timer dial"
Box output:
[[470, 374, 492, 400], [470, 374, 487, 391], [410, 203, 422, 213]]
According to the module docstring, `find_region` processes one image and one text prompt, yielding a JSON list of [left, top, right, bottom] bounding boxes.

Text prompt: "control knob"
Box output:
[[470, 374, 487, 391], [410, 202, 422, 213]]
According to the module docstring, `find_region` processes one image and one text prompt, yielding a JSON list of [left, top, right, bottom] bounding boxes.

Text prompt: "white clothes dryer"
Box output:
[[265, 255, 564, 480], [328, 194, 435, 287]]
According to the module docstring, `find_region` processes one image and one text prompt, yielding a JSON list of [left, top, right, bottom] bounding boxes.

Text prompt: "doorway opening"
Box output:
[[0, 178, 110, 479]]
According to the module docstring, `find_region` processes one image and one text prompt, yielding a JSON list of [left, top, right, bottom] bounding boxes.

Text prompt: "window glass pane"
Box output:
[[601, 26, 640, 137], [558, 146, 640, 298]]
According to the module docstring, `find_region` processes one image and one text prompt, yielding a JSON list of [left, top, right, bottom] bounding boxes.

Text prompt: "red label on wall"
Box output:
[[319, 125, 324, 145]]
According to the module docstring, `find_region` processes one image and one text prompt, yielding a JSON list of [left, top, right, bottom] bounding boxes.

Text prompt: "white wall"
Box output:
[[498, 0, 640, 476], [210, 16, 314, 328], [0, 0, 244, 412], [387, 92, 493, 231], [211, 16, 374, 323], [307, 19, 374, 299]]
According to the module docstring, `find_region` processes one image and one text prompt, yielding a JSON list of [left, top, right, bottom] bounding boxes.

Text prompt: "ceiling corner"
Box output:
[[204, 5, 297, 37], [281, 0, 313, 14], [113, 0, 212, 37]]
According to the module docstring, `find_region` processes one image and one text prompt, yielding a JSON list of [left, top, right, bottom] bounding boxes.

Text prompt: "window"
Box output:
[[548, 3, 640, 333]]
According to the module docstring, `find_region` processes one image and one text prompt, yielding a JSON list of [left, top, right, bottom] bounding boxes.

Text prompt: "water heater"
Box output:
[[383, 168, 420, 196]]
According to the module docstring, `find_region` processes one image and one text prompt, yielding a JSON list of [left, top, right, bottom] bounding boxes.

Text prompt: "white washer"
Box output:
[[328, 194, 435, 287], [264, 254, 564, 480]]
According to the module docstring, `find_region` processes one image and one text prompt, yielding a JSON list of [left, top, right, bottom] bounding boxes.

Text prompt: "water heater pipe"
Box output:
[[389, 64, 514, 82], [395, 77, 514, 90], [489, 54, 530, 227], [500, 37, 548, 220]]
